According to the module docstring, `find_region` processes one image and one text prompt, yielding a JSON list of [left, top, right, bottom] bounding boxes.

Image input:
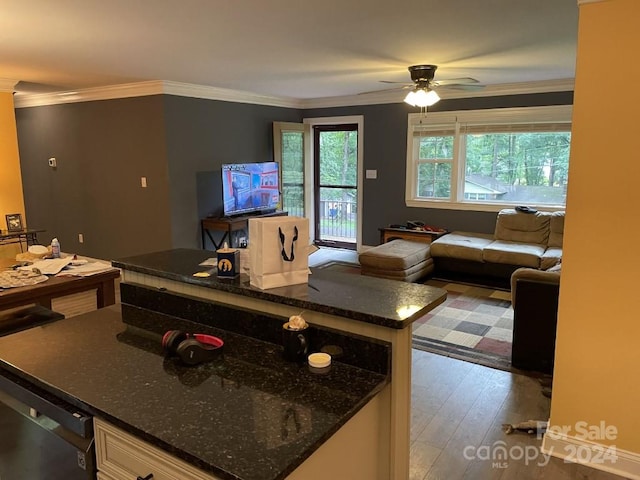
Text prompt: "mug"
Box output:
[[282, 323, 310, 362]]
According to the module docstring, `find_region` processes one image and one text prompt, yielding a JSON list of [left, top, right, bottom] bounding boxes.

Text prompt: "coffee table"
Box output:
[[379, 227, 448, 244]]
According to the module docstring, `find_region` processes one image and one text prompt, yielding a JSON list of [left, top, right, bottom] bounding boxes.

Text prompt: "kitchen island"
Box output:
[[113, 248, 447, 479], [0, 248, 446, 480]]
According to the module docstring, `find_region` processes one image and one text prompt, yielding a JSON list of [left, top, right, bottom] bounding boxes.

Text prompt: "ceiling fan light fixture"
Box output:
[[404, 88, 440, 107]]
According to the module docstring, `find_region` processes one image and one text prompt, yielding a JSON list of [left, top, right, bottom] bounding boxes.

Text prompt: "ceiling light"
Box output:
[[404, 88, 440, 107]]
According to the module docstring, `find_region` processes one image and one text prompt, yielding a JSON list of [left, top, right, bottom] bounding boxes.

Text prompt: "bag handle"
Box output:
[[279, 226, 299, 262]]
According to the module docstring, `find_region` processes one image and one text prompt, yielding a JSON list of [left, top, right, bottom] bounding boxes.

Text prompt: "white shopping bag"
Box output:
[[248, 216, 310, 289]]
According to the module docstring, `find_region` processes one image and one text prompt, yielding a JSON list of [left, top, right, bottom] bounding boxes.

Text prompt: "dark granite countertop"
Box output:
[[113, 248, 447, 329], [0, 307, 387, 480]]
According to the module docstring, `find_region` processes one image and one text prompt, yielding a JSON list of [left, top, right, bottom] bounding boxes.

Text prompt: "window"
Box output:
[[406, 106, 572, 211]]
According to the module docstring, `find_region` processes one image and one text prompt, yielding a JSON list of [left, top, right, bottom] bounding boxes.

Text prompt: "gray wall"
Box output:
[[162, 95, 302, 250], [15, 91, 571, 259], [305, 92, 574, 244], [15, 95, 302, 259], [16, 95, 172, 261]]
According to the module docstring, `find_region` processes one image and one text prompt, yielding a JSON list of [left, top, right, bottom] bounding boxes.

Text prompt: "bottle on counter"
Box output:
[[51, 238, 61, 258]]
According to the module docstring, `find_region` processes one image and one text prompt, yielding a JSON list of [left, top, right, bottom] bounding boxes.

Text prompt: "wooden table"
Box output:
[[0, 269, 120, 311], [379, 227, 448, 244]]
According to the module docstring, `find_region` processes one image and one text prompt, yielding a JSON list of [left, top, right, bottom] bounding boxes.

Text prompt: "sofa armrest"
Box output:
[[510, 267, 560, 306]]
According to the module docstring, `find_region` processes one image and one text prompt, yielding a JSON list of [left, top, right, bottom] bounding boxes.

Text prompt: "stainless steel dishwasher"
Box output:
[[0, 369, 95, 480]]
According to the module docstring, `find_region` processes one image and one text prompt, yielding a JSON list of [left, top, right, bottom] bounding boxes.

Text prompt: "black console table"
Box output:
[[0, 229, 45, 252], [201, 211, 288, 250]]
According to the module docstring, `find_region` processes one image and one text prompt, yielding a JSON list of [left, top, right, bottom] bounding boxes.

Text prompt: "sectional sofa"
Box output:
[[430, 208, 564, 287]]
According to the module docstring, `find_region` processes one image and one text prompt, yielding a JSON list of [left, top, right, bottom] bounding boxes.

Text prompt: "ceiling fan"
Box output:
[[365, 65, 484, 107]]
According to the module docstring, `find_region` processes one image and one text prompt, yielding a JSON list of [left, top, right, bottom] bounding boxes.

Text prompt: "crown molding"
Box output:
[[13, 80, 304, 109], [577, 0, 609, 5], [13, 81, 166, 108], [162, 81, 304, 108], [13, 77, 574, 110], [0, 78, 18, 93]]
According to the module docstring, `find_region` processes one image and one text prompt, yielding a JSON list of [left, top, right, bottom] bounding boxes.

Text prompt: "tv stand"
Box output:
[[201, 211, 288, 250]]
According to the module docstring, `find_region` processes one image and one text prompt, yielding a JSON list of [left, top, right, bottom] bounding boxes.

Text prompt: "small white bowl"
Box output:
[[308, 352, 332, 369], [28, 245, 49, 255]]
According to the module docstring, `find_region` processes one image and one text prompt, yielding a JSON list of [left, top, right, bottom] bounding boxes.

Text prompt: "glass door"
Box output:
[[313, 124, 358, 249], [273, 122, 305, 217]]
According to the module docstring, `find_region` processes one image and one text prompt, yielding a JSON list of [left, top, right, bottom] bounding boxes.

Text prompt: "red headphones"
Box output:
[[162, 330, 224, 365]]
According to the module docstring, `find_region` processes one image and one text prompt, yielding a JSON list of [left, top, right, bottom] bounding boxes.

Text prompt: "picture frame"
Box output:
[[5, 213, 23, 232]]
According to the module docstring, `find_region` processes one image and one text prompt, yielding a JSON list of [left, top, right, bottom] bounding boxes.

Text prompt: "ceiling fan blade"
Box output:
[[433, 77, 480, 86], [358, 85, 412, 95], [436, 83, 486, 91], [379, 80, 414, 85]]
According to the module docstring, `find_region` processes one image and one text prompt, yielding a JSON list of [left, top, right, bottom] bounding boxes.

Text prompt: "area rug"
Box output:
[[313, 261, 515, 372], [413, 280, 513, 371]]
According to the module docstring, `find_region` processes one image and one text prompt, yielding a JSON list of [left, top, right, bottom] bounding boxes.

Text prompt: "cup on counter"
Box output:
[[282, 322, 310, 362], [216, 243, 240, 278]]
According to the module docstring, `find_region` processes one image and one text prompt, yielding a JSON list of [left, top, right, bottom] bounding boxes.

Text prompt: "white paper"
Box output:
[[19, 258, 73, 275], [56, 262, 117, 277]]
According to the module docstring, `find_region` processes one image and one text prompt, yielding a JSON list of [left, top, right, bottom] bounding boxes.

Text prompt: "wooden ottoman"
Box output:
[[358, 239, 433, 282]]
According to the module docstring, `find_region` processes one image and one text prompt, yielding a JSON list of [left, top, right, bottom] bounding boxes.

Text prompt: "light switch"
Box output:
[[141, 177, 147, 188], [366, 169, 377, 179]]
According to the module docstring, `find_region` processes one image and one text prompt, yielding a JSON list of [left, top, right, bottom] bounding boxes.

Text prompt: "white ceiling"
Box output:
[[2, 0, 579, 102]]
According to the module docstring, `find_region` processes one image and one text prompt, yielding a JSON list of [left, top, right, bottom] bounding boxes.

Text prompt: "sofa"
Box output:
[[510, 266, 561, 374], [430, 208, 564, 287]]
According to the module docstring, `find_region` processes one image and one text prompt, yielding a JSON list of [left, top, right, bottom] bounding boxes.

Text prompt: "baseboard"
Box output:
[[542, 430, 640, 479]]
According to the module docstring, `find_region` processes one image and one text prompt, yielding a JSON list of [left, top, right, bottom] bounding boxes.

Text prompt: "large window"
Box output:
[[406, 106, 572, 210]]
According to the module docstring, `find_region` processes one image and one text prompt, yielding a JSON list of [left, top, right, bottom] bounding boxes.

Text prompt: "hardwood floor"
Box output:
[[410, 348, 627, 480], [47, 260, 626, 480]]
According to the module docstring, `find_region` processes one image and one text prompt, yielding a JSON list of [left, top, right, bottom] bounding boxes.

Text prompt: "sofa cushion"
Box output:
[[358, 239, 431, 271], [430, 231, 495, 262], [482, 240, 545, 268], [541, 247, 563, 270], [548, 211, 565, 247], [361, 258, 434, 282], [494, 209, 551, 245]]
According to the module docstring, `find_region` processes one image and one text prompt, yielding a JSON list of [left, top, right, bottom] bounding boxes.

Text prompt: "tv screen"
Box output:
[[221, 162, 280, 217]]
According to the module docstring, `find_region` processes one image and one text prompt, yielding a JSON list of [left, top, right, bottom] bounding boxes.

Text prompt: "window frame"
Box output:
[[405, 105, 573, 212]]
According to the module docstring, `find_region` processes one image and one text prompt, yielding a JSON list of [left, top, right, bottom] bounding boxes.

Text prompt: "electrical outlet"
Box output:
[[78, 233, 84, 243], [141, 177, 147, 188]]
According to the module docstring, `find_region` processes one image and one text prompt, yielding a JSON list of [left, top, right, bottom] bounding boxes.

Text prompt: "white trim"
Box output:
[[13, 78, 574, 109], [542, 431, 640, 480], [0, 79, 18, 93], [405, 199, 565, 213], [13, 80, 304, 109], [577, 0, 609, 5], [14, 81, 166, 108], [408, 105, 573, 126], [162, 81, 303, 108]]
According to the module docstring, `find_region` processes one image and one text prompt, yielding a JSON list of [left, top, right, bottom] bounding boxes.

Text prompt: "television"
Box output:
[[221, 162, 280, 217]]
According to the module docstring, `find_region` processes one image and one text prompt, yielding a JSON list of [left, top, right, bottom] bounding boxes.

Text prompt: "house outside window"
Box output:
[[406, 105, 572, 211]]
